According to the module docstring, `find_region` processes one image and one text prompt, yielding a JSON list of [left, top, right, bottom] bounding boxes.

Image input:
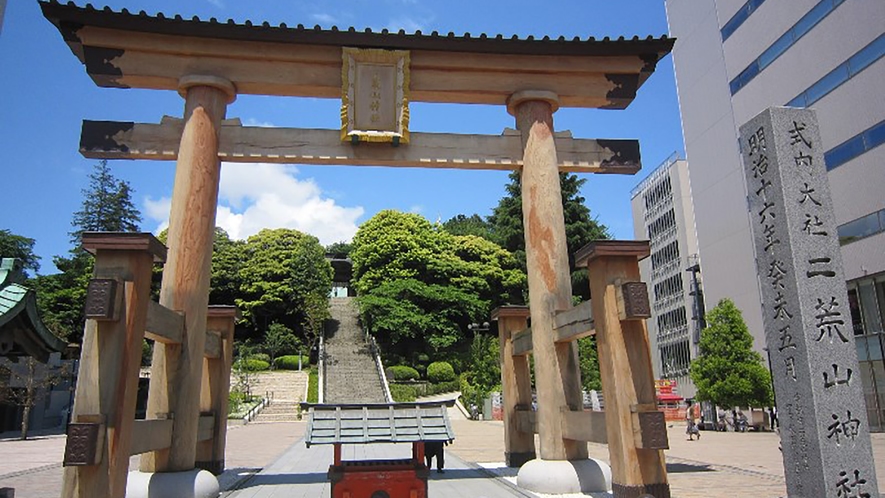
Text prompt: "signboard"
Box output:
[[341, 48, 410, 144]]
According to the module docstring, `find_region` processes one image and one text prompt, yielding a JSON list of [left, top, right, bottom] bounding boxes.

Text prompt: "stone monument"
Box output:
[[740, 106, 878, 497]]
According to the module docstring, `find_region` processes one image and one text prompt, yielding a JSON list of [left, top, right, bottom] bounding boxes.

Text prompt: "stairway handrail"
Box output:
[[368, 334, 393, 403], [318, 334, 325, 403]]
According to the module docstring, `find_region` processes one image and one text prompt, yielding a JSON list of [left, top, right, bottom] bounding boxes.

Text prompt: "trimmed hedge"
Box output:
[[425, 380, 460, 396], [274, 355, 310, 370], [240, 359, 270, 372], [248, 353, 271, 363], [426, 361, 456, 383], [388, 365, 420, 381], [390, 384, 418, 402]]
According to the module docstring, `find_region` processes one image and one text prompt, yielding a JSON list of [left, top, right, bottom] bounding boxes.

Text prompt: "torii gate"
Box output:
[[41, 2, 674, 497]]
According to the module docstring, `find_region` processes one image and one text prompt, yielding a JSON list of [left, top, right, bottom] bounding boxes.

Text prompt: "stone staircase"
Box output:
[[250, 370, 309, 423], [323, 297, 388, 403]]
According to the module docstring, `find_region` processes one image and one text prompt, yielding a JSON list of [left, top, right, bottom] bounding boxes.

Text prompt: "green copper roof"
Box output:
[[0, 258, 66, 362]]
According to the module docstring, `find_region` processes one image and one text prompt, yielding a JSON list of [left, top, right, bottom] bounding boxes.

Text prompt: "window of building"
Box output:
[[838, 210, 884, 245], [825, 118, 885, 171], [790, 33, 885, 110], [849, 288, 864, 335], [859, 282, 884, 335], [720, 0, 767, 42], [730, 0, 847, 95], [660, 338, 692, 377]]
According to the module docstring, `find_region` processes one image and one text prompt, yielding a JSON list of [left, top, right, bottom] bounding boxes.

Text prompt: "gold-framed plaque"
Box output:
[[341, 47, 410, 144]]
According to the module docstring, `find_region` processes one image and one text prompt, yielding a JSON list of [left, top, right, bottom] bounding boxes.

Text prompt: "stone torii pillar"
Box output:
[[140, 76, 236, 485], [508, 90, 594, 493]]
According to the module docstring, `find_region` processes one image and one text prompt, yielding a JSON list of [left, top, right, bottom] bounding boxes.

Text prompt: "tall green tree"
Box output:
[[325, 241, 353, 258], [36, 161, 142, 342], [236, 228, 332, 339], [690, 298, 774, 408], [0, 229, 40, 277], [487, 171, 610, 301], [441, 214, 493, 239], [208, 227, 245, 306], [69, 160, 141, 244], [351, 210, 524, 359]]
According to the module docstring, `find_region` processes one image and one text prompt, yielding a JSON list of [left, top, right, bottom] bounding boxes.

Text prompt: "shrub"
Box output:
[[426, 380, 460, 396], [388, 365, 420, 381], [248, 353, 271, 363], [241, 359, 270, 372], [274, 355, 310, 370], [390, 384, 418, 402], [426, 361, 456, 383]]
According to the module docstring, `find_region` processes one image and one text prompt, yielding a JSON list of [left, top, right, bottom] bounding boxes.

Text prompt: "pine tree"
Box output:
[[37, 161, 142, 343], [487, 171, 610, 301], [69, 160, 141, 244], [690, 298, 774, 408]]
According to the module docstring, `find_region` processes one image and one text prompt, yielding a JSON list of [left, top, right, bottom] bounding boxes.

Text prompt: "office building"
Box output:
[[632, 154, 702, 400], [666, 0, 885, 428]]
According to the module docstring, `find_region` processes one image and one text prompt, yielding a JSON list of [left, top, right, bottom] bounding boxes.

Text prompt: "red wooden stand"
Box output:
[[329, 442, 429, 498]]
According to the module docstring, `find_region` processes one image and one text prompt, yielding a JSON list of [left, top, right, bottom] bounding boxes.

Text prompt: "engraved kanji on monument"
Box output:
[[741, 107, 878, 497]]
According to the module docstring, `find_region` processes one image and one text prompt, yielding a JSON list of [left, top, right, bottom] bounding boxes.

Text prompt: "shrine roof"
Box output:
[[301, 402, 456, 446], [41, 1, 674, 109], [41, 1, 673, 59], [0, 259, 67, 362]]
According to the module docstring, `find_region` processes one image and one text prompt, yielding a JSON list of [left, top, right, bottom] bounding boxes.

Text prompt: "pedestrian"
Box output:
[[424, 440, 447, 473], [685, 401, 700, 440]]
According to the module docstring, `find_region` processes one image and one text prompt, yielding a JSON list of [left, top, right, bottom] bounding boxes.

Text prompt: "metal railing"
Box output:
[[368, 335, 393, 403], [318, 335, 325, 403]]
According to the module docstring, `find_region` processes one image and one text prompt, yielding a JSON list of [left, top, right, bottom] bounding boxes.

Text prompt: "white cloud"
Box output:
[[408, 204, 424, 214], [143, 196, 171, 235], [144, 163, 364, 247], [206, 0, 224, 8]]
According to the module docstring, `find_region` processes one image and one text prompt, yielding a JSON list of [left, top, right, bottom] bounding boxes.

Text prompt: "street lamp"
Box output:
[[467, 322, 490, 333]]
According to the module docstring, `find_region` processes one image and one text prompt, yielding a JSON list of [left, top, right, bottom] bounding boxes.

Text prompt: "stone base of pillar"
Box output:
[[505, 451, 536, 468], [516, 458, 611, 494], [126, 469, 219, 498]]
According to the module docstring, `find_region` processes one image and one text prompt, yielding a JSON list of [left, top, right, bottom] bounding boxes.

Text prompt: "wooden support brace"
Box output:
[[576, 239, 669, 496], [507, 301, 595, 357], [553, 300, 595, 342], [129, 419, 173, 455], [145, 300, 184, 345], [203, 331, 221, 359], [514, 409, 537, 436], [197, 414, 215, 442], [560, 409, 608, 444], [511, 328, 533, 356]]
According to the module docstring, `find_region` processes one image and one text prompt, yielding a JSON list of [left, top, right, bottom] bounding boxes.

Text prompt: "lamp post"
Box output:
[[467, 322, 490, 333]]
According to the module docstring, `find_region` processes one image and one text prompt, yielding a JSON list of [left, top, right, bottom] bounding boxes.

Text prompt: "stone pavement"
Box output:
[[2, 420, 885, 497]]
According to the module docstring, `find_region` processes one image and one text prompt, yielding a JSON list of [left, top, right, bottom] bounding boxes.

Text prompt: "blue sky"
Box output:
[[0, 0, 684, 274]]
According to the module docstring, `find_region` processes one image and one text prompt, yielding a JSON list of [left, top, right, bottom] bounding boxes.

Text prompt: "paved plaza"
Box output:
[[2, 419, 884, 497]]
